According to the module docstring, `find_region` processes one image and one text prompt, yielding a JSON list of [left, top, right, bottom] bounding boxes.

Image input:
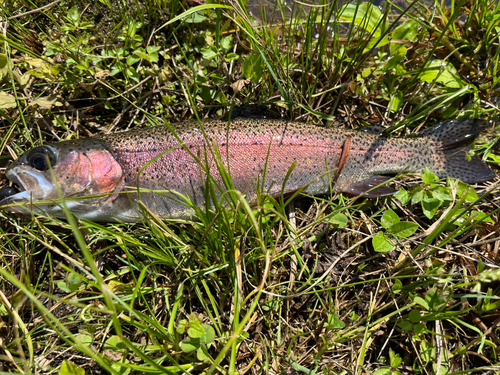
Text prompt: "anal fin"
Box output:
[[343, 175, 396, 198]]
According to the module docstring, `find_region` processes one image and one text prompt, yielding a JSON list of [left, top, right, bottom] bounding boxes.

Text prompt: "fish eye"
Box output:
[[27, 146, 57, 171]]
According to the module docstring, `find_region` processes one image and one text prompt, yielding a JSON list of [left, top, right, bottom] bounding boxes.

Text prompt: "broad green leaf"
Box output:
[[149, 53, 159, 63], [390, 20, 419, 55], [79, 21, 93, 29], [200, 325, 215, 344], [436, 365, 449, 375], [187, 315, 205, 338], [147, 46, 160, 63], [373, 231, 394, 253], [130, 52, 145, 64], [201, 46, 218, 60], [59, 361, 84, 375], [147, 46, 161, 54], [456, 181, 479, 202], [410, 186, 424, 204], [470, 210, 494, 224], [420, 340, 435, 363], [0, 54, 8, 69], [200, 86, 213, 103], [431, 186, 452, 202], [67, 272, 81, 285], [373, 367, 392, 375], [67, 6, 80, 24], [221, 35, 232, 51], [326, 312, 346, 329], [0, 92, 16, 109], [363, 35, 390, 54], [328, 213, 348, 228], [111, 358, 131, 375], [394, 188, 410, 205], [421, 167, 436, 184], [418, 60, 465, 88], [389, 348, 402, 369], [388, 90, 403, 113], [197, 346, 209, 361], [408, 309, 421, 323], [339, 3, 384, 37], [398, 320, 413, 331], [104, 335, 127, 352], [74, 333, 92, 346], [0, 53, 12, 79], [110, 61, 125, 76], [126, 66, 140, 82], [225, 53, 239, 62], [392, 279, 402, 293], [57, 281, 70, 292], [181, 337, 200, 353], [185, 12, 207, 23], [33, 96, 62, 109], [414, 296, 430, 310], [215, 91, 227, 104], [388, 221, 418, 238], [414, 323, 426, 335], [386, 47, 406, 70], [176, 319, 187, 334], [242, 53, 263, 81], [381, 209, 399, 229], [422, 194, 441, 219]]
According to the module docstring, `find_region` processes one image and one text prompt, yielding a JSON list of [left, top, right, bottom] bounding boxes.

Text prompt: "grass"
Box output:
[[0, 0, 500, 374]]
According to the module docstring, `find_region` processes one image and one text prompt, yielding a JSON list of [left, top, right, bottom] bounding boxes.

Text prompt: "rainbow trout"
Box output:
[[0, 117, 495, 222]]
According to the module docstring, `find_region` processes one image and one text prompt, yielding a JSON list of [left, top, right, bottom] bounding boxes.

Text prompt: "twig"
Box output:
[[8, 0, 63, 20], [466, 236, 500, 247]]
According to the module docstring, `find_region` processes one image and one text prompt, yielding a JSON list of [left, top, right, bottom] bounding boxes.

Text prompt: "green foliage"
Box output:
[[339, 3, 385, 37], [59, 361, 85, 375], [390, 20, 419, 55], [373, 209, 418, 252], [373, 349, 402, 375], [177, 313, 216, 361], [395, 168, 453, 219], [325, 312, 346, 329], [327, 213, 348, 228], [243, 53, 264, 81], [418, 60, 467, 88]]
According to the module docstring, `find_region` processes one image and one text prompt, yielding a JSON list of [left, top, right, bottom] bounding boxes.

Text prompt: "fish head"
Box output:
[[0, 139, 124, 216]]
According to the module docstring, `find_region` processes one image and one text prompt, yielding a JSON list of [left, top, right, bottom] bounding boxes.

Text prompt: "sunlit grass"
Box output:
[[0, 0, 499, 374]]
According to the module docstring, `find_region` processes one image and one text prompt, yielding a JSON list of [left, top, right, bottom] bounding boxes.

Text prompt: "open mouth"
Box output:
[[0, 183, 22, 201], [0, 173, 31, 203], [0, 168, 53, 204]]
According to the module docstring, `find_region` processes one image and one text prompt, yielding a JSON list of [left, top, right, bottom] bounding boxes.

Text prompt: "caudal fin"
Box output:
[[427, 119, 496, 184]]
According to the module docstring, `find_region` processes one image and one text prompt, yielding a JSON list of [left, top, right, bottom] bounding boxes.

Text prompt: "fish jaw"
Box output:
[[0, 166, 57, 213], [0, 140, 127, 219]]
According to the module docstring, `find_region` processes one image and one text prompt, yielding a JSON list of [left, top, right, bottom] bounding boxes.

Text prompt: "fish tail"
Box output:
[[426, 118, 495, 184]]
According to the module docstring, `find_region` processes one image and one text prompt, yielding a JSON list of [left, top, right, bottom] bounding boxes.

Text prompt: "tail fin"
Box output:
[[426, 119, 496, 184]]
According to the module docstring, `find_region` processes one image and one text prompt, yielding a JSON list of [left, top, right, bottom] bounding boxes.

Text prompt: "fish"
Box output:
[[0, 116, 496, 222]]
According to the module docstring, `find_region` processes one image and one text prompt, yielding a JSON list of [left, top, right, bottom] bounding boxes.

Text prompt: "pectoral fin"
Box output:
[[342, 175, 396, 198]]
